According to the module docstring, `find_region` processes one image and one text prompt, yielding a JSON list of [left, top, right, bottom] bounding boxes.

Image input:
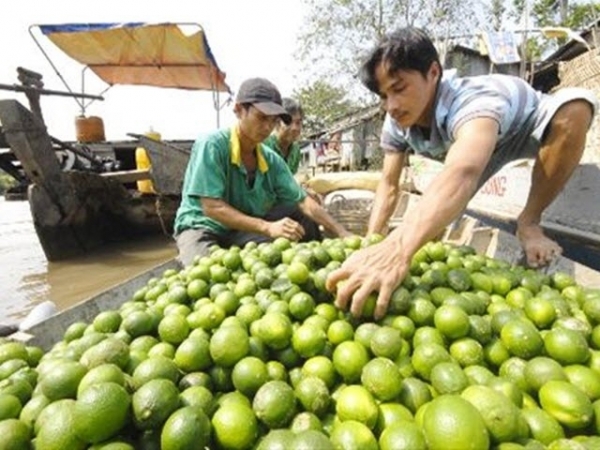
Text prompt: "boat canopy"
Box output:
[[31, 22, 230, 93]]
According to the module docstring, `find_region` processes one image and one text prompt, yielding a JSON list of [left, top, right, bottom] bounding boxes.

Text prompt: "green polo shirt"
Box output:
[[174, 127, 306, 235], [263, 134, 302, 174]]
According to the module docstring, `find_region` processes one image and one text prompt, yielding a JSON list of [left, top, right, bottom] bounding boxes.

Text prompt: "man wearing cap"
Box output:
[[263, 97, 304, 175], [173, 77, 351, 266]]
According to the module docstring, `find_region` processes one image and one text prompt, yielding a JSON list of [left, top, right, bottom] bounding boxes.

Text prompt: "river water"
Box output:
[[0, 197, 177, 326]]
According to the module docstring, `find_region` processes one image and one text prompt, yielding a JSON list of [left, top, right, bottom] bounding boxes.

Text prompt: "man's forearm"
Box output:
[[298, 197, 348, 237], [393, 165, 481, 259], [367, 181, 400, 235], [203, 200, 270, 236]]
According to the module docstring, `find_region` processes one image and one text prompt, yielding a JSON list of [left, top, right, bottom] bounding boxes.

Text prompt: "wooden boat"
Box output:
[[0, 22, 230, 261], [6, 190, 600, 350], [7, 259, 180, 349]]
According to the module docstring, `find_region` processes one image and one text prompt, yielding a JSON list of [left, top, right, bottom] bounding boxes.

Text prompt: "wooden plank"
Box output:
[[100, 169, 151, 183], [0, 100, 68, 198]]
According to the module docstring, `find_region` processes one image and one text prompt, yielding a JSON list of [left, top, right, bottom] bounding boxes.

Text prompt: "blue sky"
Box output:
[[0, 0, 306, 140]]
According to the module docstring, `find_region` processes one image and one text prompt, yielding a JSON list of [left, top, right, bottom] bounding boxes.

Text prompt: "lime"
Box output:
[[133, 378, 180, 430], [160, 406, 211, 450], [379, 420, 427, 450], [253, 380, 297, 429], [287, 262, 310, 285], [329, 420, 378, 450], [332, 341, 369, 383], [39, 360, 87, 401], [231, 356, 269, 397], [501, 319, 544, 359], [132, 356, 180, 389], [294, 376, 330, 417], [521, 407, 565, 446], [430, 361, 469, 395], [302, 356, 337, 389], [421, 394, 489, 450], [0, 394, 22, 420], [0, 418, 31, 450], [93, 310, 122, 333], [361, 357, 403, 401], [292, 323, 326, 358], [461, 384, 523, 444], [74, 382, 131, 444], [524, 357, 567, 394], [212, 402, 258, 450], [174, 337, 212, 373], [398, 377, 433, 414], [209, 325, 250, 368], [290, 411, 323, 433], [411, 342, 451, 381], [255, 429, 295, 450], [370, 326, 404, 360], [543, 327, 590, 365], [539, 380, 594, 430]]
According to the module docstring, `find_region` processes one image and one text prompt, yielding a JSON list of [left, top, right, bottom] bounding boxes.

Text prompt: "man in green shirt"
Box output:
[[174, 78, 351, 266], [263, 97, 303, 174]]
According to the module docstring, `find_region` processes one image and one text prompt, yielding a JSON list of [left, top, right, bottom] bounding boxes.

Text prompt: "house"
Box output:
[[302, 104, 385, 172], [531, 18, 600, 93], [445, 44, 521, 77]]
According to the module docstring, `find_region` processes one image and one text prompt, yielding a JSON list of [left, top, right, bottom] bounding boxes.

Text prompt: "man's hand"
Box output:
[[326, 239, 410, 320], [268, 217, 305, 241]]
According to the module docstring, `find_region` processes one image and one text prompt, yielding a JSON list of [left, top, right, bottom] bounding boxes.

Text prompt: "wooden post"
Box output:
[[17, 67, 45, 125]]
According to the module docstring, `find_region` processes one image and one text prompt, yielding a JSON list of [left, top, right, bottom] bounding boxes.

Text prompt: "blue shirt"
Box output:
[[381, 71, 542, 161]]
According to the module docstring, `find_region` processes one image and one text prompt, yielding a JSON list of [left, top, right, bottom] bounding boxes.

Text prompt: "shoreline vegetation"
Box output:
[[0, 170, 16, 194]]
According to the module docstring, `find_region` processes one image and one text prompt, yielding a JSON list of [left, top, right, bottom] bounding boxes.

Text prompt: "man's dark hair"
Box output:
[[359, 27, 441, 95], [282, 97, 304, 119]]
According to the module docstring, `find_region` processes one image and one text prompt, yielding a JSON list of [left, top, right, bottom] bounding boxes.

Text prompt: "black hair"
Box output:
[[282, 97, 304, 119], [359, 27, 441, 95]]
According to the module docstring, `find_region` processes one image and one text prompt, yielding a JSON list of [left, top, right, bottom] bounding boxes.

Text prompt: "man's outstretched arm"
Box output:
[[367, 151, 407, 235], [327, 117, 500, 319]]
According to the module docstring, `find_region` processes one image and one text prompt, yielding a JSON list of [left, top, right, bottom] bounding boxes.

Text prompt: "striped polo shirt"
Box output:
[[381, 70, 542, 163]]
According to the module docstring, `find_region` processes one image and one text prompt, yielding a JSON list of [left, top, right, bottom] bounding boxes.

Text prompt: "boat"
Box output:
[[0, 22, 231, 261], [6, 194, 600, 350]]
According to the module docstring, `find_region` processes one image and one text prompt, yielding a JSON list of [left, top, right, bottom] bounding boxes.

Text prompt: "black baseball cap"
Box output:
[[236, 78, 292, 125]]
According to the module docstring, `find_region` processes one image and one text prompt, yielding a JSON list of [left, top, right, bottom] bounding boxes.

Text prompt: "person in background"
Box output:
[[327, 26, 597, 319], [173, 77, 351, 266], [263, 97, 303, 174], [264, 97, 323, 203]]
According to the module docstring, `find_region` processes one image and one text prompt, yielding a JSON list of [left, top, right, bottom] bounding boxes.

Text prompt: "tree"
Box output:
[[294, 0, 485, 135], [296, 0, 484, 96], [518, 0, 600, 61], [293, 0, 600, 138], [293, 79, 358, 135]]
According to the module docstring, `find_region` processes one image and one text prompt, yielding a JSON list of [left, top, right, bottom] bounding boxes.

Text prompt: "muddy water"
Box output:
[[0, 197, 177, 325]]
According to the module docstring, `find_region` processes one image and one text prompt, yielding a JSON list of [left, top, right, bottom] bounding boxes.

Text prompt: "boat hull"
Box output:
[[0, 99, 187, 261]]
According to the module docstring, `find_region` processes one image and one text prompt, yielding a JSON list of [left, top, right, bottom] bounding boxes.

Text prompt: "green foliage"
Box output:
[[293, 80, 359, 135], [297, 0, 482, 96], [295, 0, 482, 135], [0, 170, 16, 194], [524, 0, 600, 61], [294, 0, 600, 138]]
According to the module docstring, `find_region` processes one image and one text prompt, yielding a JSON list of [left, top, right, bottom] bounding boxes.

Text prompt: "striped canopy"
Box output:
[[37, 22, 230, 93]]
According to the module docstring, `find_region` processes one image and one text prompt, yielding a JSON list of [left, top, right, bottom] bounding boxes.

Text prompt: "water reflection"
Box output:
[[0, 198, 176, 324]]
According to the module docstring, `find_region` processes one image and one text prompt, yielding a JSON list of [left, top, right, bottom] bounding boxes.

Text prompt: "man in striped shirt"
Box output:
[[327, 27, 597, 319]]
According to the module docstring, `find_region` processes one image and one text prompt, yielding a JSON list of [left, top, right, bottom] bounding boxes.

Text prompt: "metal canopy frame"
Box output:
[[28, 22, 232, 127]]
